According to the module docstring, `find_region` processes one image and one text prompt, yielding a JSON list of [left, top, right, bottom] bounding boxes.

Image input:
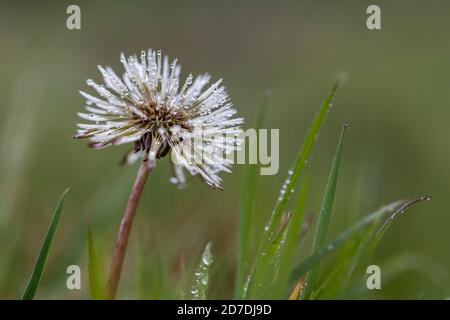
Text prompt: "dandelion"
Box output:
[[74, 49, 243, 298], [74, 49, 243, 189]]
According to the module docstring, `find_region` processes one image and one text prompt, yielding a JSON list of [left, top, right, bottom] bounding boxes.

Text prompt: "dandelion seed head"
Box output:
[[74, 49, 243, 189]]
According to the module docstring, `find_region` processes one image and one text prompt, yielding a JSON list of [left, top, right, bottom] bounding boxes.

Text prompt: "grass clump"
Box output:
[[233, 81, 431, 300]]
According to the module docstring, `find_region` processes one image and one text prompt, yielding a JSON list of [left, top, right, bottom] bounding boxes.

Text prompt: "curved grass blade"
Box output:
[[334, 196, 432, 299], [302, 123, 348, 298], [341, 195, 432, 298], [243, 80, 341, 299], [88, 224, 104, 300], [191, 242, 213, 300], [235, 92, 270, 298], [22, 188, 69, 300], [290, 196, 430, 288], [374, 196, 431, 245]]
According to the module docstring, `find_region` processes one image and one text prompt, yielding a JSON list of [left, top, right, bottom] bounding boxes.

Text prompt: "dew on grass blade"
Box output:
[[191, 242, 213, 300]]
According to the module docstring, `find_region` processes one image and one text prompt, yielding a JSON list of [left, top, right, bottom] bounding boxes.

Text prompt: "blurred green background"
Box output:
[[0, 0, 449, 299]]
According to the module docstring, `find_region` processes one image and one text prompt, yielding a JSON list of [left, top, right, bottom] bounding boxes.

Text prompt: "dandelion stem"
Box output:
[[106, 161, 152, 299]]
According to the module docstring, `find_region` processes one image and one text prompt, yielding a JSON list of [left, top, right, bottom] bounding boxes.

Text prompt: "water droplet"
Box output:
[[190, 287, 198, 295], [169, 177, 178, 184]]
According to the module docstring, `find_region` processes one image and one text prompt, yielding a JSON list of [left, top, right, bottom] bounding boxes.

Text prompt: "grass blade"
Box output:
[[21, 188, 69, 300], [290, 196, 430, 287], [235, 92, 270, 298], [330, 196, 432, 299], [317, 220, 378, 299], [191, 242, 213, 300], [374, 196, 431, 245], [264, 81, 341, 248], [243, 81, 341, 299], [342, 195, 432, 298], [272, 172, 310, 298], [310, 167, 381, 298], [87, 224, 104, 300], [302, 123, 348, 298]]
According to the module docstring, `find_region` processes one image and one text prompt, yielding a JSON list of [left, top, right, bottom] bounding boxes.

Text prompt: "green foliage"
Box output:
[[191, 242, 213, 300], [235, 93, 270, 298], [14, 82, 432, 300], [22, 189, 69, 300], [289, 197, 430, 298], [302, 123, 347, 299], [241, 81, 341, 299], [87, 225, 105, 300], [235, 82, 431, 300]]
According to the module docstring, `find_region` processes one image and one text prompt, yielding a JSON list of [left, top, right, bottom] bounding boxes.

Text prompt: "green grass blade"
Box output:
[[191, 242, 213, 300], [235, 93, 270, 298], [87, 224, 104, 300], [374, 196, 431, 245], [336, 215, 384, 298], [334, 196, 432, 299], [263, 81, 341, 248], [290, 196, 430, 287], [302, 123, 348, 298], [311, 167, 381, 298], [241, 208, 294, 299], [272, 173, 310, 298], [323, 221, 378, 298], [21, 188, 69, 300], [312, 221, 377, 299], [342, 195, 432, 298], [243, 81, 341, 299]]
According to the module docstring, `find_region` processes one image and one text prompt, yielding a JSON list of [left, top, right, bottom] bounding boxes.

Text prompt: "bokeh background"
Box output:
[[0, 0, 449, 299]]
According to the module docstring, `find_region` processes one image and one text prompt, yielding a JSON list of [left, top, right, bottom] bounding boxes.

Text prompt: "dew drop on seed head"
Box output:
[[169, 177, 178, 184]]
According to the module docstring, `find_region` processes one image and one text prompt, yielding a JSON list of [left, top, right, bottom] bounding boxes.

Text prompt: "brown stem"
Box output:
[[106, 161, 152, 299]]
